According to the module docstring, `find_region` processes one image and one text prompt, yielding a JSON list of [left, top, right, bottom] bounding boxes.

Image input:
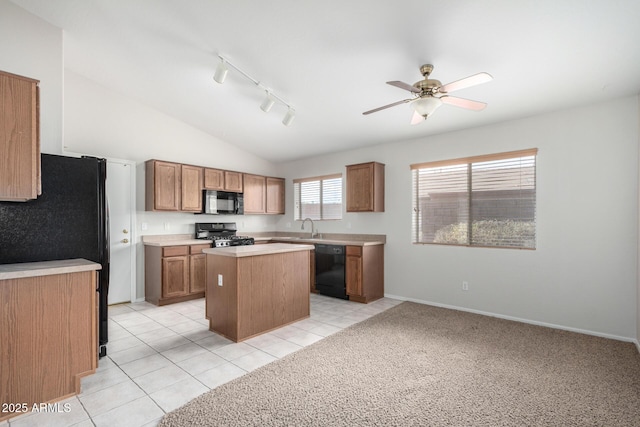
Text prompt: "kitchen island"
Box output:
[[0, 259, 100, 421], [204, 243, 314, 342]]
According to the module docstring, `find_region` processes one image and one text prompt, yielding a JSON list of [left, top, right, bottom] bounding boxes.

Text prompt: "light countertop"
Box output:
[[265, 237, 384, 246], [142, 234, 211, 247], [0, 258, 102, 280], [203, 243, 314, 258]]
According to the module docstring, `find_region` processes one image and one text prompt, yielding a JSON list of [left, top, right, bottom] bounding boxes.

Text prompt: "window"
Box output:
[[411, 148, 537, 249], [293, 174, 342, 220]]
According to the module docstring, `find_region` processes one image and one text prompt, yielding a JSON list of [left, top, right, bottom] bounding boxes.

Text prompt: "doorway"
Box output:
[[106, 159, 136, 305]]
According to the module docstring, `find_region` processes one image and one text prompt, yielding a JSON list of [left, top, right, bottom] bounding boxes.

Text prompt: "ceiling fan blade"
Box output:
[[410, 110, 425, 125], [387, 81, 421, 93], [440, 95, 487, 111], [363, 98, 413, 115], [440, 72, 492, 94]]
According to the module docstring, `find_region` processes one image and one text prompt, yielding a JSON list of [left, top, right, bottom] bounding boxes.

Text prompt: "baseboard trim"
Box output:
[[384, 293, 636, 344]]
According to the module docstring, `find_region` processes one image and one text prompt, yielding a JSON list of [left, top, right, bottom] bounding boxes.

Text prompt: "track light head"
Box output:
[[260, 92, 275, 113], [213, 59, 228, 84], [282, 109, 296, 127]]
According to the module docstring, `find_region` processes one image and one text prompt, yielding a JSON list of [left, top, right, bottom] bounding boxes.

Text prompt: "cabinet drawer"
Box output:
[[346, 246, 362, 256], [190, 244, 211, 254], [162, 246, 189, 257]]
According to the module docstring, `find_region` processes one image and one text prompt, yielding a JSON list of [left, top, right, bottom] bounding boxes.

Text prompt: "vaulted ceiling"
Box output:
[[11, 0, 640, 162]]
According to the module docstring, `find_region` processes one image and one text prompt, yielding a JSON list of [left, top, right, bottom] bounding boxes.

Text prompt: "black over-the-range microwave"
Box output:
[[202, 190, 244, 215]]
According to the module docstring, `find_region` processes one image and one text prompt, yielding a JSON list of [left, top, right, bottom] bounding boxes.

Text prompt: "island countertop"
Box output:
[[0, 258, 101, 281], [203, 243, 314, 258]]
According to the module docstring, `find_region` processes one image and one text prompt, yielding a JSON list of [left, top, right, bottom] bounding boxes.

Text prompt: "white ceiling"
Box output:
[[10, 0, 640, 162]]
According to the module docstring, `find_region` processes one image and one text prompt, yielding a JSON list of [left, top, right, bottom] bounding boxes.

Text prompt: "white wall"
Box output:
[[0, 0, 63, 154], [277, 96, 639, 340]]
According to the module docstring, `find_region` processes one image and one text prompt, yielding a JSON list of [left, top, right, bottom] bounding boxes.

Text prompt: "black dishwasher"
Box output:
[[315, 244, 348, 299]]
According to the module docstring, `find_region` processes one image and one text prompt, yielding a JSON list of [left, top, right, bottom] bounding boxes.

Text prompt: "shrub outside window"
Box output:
[[293, 174, 342, 220], [411, 149, 537, 249]]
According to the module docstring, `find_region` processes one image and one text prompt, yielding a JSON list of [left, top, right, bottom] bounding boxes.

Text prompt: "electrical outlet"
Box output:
[[462, 281, 469, 291], [218, 274, 223, 287], [164, 222, 170, 231], [141, 222, 148, 231]]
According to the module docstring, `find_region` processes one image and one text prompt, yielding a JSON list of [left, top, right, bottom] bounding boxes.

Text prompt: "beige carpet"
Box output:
[[159, 302, 640, 426]]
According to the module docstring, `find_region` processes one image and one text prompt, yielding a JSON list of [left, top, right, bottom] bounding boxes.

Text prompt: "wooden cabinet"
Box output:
[[204, 168, 224, 190], [244, 174, 285, 214], [189, 245, 208, 293], [224, 171, 243, 192], [204, 168, 243, 192], [146, 160, 284, 214], [243, 173, 266, 214], [146, 161, 203, 212], [346, 162, 385, 212], [0, 265, 98, 421], [266, 177, 285, 214], [345, 244, 384, 303], [181, 164, 203, 212], [205, 247, 311, 342], [146, 160, 181, 211], [0, 70, 40, 202], [145, 243, 210, 305]]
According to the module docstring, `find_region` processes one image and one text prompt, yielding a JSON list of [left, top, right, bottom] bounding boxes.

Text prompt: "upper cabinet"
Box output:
[[266, 177, 285, 214], [146, 160, 181, 211], [244, 174, 285, 215], [243, 174, 266, 214], [346, 162, 385, 213], [180, 165, 203, 212], [204, 168, 243, 192], [146, 159, 284, 214], [0, 70, 40, 202]]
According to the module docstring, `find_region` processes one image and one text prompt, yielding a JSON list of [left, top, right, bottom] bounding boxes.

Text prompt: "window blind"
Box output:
[[294, 174, 342, 220], [411, 149, 537, 249]]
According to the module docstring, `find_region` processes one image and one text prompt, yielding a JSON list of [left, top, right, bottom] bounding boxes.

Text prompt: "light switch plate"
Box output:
[[218, 274, 223, 286]]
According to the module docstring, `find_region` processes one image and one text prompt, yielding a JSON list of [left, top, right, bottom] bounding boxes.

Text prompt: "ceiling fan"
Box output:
[[363, 64, 492, 124]]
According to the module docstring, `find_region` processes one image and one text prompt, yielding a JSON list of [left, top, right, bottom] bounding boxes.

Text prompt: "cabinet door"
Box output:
[[181, 165, 203, 212], [204, 168, 224, 190], [147, 160, 181, 211], [346, 162, 384, 212], [346, 253, 363, 297], [346, 163, 374, 212], [162, 256, 189, 298], [189, 253, 206, 293], [224, 171, 243, 192], [0, 71, 40, 201], [243, 174, 266, 214], [266, 177, 285, 214]]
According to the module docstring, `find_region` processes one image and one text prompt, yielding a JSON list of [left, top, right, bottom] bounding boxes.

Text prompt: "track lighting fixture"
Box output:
[[214, 54, 295, 126], [260, 92, 275, 113], [282, 108, 296, 127], [213, 59, 228, 84]]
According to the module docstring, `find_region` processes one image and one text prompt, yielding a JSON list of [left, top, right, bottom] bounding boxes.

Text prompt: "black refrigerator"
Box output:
[[0, 153, 110, 358]]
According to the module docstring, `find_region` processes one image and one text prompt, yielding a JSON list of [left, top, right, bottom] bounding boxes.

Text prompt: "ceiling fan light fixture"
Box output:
[[213, 59, 228, 84], [413, 96, 443, 118], [282, 108, 295, 126], [260, 92, 275, 112]]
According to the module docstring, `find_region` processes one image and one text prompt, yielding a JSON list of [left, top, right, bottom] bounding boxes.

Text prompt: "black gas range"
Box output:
[[195, 222, 255, 248]]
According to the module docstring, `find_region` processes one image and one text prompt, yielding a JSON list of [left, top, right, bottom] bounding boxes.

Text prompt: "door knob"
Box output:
[[123, 229, 129, 234], [121, 238, 129, 244]]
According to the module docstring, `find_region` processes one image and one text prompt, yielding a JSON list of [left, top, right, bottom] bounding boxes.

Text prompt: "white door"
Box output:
[[107, 159, 135, 305]]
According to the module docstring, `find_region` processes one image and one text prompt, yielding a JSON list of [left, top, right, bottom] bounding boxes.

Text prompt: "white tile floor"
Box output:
[[4, 293, 401, 427]]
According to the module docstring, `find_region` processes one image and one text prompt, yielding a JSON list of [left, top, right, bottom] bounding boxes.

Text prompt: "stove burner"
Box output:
[[195, 223, 254, 247]]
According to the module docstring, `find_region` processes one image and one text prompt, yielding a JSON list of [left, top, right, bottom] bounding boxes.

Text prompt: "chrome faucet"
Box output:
[[301, 218, 318, 238]]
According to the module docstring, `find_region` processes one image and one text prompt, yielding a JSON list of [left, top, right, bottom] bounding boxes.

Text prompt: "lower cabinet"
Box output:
[[145, 243, 211, 305], [346, 244, 384, 303]]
